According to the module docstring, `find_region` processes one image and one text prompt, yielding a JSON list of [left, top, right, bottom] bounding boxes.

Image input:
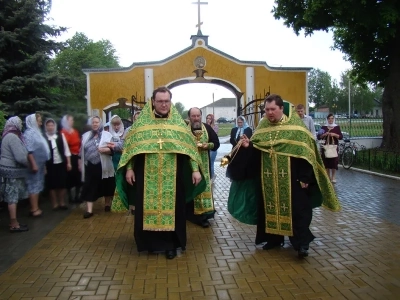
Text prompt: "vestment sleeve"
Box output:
[[190, 159, 199, 172]]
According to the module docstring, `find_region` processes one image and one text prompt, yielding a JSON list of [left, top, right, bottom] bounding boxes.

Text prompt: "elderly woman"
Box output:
[[24, 113, 50, 217], [318, 113, 343, 183], [45, 119, 72, 210], [61, 115, 82, 203], [79, 116, 115, 218], [206, 114, 219, 181], [108, 115, 125, 170], [0, 117, 30, 232]]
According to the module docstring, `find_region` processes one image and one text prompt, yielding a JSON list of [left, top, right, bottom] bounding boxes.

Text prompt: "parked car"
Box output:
[[217, 117, 229, 123]]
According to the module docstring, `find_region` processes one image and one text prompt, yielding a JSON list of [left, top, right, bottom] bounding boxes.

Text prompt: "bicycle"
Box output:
[[339, 139, 366, 169]]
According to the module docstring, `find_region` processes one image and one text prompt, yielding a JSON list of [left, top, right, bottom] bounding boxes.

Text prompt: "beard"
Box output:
[[191, 121, 201, 130]]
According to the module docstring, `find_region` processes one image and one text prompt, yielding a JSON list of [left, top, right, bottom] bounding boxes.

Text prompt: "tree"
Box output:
[[173, 102, 188, 119], [49, 32, 120, 114], [308, 68, 337, 108], [273, 0, 400, 149], [0, 0, 66, 117]]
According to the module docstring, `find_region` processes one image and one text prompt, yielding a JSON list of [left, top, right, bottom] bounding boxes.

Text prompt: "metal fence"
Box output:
[[314, 118, 383, 138], [351, 148, 400, 176]]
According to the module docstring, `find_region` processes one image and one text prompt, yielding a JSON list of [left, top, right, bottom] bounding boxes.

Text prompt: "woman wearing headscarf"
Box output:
[[24, 113, 50, 217], [79, 116, 115, 218], [0, 117, 30, 232], [318, 113, 343, 183], [45, 119, 72, 210], [61, 115, 82, 203], [206, 114, 219, 181], [229, 116, 252, 148], [108, 115, 125, 170], [226, 116, 259, 225]]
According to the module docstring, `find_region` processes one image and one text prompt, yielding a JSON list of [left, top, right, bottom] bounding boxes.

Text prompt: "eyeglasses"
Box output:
[[154, 100, 171, 105]]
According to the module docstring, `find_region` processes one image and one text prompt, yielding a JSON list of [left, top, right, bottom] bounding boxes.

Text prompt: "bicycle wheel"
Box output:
[[341, 146, 354, 169]]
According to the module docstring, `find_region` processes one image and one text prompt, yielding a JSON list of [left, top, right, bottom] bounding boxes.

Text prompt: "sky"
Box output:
[[48, 0, 351, 109]]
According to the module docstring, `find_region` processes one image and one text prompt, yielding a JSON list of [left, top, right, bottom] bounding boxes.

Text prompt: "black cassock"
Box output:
[[255, 156, 316, 250], [133, 154, 188, 252]]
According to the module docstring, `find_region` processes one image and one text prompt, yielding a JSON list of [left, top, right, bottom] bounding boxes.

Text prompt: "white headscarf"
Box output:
[[325, 115, 338, 128], [45, 118, 58, 150], [109, 115, 125, 139], [61, 115, 72, 132], [25, 113, 50, 158]]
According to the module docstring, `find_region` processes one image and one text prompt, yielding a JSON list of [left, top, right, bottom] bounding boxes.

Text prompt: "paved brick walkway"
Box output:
[[0, 165, 399, 299]]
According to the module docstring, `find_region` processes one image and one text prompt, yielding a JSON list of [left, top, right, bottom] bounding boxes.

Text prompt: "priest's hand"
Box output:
[[192, 171, 202, 186], [241, 134, 250, 148], [126, 169, 135, 185], [201, 143, 209, 150]]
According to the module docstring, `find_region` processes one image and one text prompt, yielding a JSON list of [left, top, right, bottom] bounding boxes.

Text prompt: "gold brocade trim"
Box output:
[[131, 124, 197, 138], [262, 153, 293, 236], [123, 139, 199, 155], [142, 153, 177, 231], [255, 125, 315, 140], [191, 123, 214, 215]]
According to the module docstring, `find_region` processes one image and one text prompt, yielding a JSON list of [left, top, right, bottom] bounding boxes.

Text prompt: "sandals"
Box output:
[[29, 209, 43, 217], [10, 225, 29, 233]]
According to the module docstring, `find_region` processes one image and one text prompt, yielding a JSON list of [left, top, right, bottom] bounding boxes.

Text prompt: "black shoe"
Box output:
[[83, 212, 93, 219], [59, 205, 68, 210], [298, 247, 309, 258], [104, 206, 111, 212], [130, 209, 135, 215], [165, 249, 177, 259], [201, 220, 210, 228], [10, 226, 29, 233], [262, 242, 282, 250]]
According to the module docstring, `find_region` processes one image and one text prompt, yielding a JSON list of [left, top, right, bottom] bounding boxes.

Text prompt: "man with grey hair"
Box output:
[[186, 107, 220, 228]]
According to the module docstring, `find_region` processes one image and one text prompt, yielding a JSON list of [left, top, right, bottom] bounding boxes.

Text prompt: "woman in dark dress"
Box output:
[[44, 119, 72, 210], [318, 114, 343, 183], [226, 116, 259, 225]]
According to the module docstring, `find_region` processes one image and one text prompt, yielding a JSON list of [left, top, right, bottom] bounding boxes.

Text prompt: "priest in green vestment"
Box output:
[[114, 87, 206, 260], [185, 107, 220, 228], [241, 94, 341, 258]]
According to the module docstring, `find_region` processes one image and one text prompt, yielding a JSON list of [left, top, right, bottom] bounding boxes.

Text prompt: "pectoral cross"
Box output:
[[281, 203, 288, 212], [280, 169, 287, 178], [157, 138, 164, 150], [192, 0, 208, 31], [267, 202, 274, 211], [264, 169, 272, 177]]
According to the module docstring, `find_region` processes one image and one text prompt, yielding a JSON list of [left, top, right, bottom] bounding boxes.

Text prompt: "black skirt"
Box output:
[[67, 154, 82, 188], [46, 162, 68, 190], [80, 162, 116, 202]]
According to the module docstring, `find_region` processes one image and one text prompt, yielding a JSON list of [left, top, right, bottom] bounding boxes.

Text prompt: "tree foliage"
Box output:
[[0, 0, 67, 118], [49, 32, 120, 116], [273, 0, 400, 149]]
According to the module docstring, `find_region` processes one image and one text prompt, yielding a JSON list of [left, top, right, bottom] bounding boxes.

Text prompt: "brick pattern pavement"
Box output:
[[0, 166, 399, 299]]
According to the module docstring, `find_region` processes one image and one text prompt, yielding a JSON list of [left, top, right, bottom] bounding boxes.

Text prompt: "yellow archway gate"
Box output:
[[83, 31, 311, 127]]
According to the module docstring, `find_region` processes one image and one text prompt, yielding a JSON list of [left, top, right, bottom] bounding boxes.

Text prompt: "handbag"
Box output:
[[322, 135, 338, 158]]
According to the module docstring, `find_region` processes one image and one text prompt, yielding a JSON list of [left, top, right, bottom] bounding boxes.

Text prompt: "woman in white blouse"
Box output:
[[44, 119, 72, 210]]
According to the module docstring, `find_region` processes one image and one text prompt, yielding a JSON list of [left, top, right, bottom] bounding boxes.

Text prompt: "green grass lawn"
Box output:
[[217, 123, 234, 137], [314, 118, 383, 137]]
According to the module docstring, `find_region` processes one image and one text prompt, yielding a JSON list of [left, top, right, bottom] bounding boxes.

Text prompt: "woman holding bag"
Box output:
[[318, 114, 343, 183]]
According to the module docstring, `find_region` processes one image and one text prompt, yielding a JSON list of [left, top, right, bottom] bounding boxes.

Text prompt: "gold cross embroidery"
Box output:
[[157, 138, 164, 149], [264, 169, 272, 177], [280, 169, 287, 178], [267, 202, 274, 210], [281, 203, 288, 212]]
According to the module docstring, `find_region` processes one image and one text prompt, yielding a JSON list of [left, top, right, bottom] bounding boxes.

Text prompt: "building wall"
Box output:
[[201, 106, 236, 122], [86, 45, 308, 118]]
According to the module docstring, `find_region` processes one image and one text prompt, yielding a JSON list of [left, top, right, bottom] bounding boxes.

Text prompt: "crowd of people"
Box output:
[[0, 86, 341, 260]]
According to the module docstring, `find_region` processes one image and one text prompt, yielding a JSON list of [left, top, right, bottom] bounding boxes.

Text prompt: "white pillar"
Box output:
[[144, 69, 154, 101], [245, 67, 255, 104]]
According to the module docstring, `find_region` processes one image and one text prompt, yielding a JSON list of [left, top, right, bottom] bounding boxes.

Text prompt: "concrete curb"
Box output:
[[339, 165, 400, 180]]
